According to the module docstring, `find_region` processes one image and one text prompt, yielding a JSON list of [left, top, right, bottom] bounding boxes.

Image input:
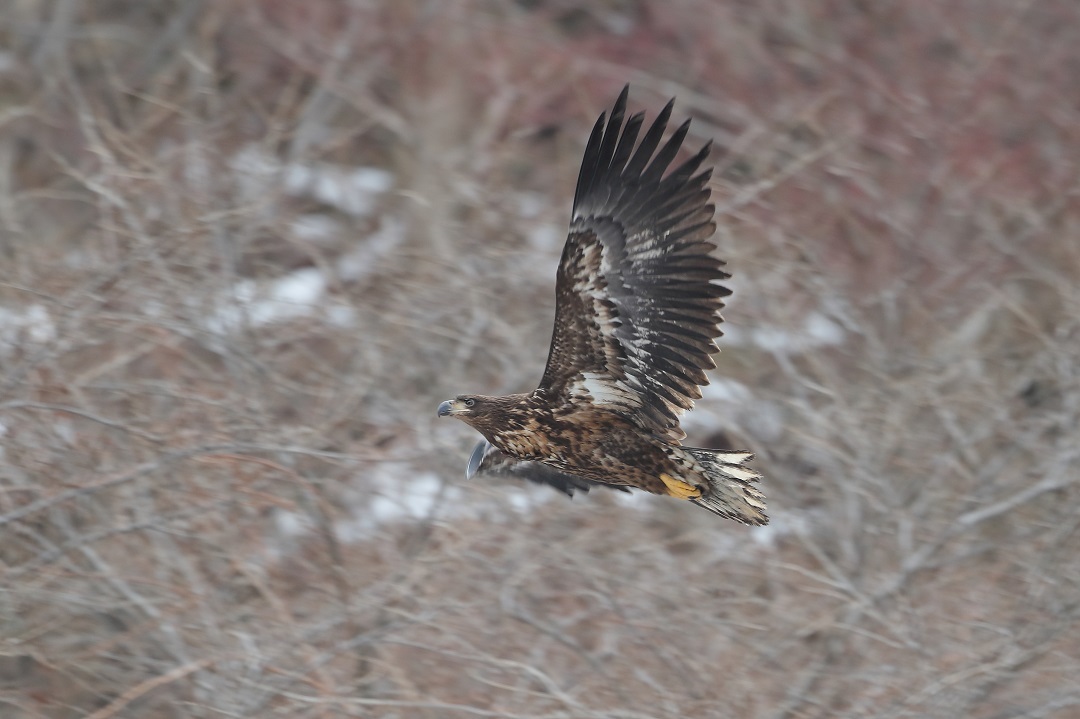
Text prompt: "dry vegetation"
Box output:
[[2, 1, 1080, 717]]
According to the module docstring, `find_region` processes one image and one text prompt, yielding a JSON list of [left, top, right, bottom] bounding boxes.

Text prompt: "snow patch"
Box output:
[[284, 164, 394, 217], [230, 145, 394, 217], [330, 469, 451, 544], [527, 223, 562, 251], [804, 311, 846, 346], [338, 219, 406, 282], [613, 489, 652, 509], [274, 509, 311, 539], [290, 213, 342, 243], [682, 377, 785, 443], [268, 267, 325, 305], [207, 267, 355, 333], [506, 488, 536, 514], [0, 304, 56, 357], [724, 311, 845, 354], [229, 145, 280, 199], [373, 471, 444, 522], [515, 191, 548, 218], [750, 510, 811, 548], [699, 377, 754, 405]]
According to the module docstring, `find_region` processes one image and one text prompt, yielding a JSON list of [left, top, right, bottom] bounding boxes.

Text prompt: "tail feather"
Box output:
[[685, 447, 768, 526]]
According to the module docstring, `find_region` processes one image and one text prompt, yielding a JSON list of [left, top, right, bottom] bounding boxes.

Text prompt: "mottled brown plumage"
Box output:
[[438, 87, 766, 525]]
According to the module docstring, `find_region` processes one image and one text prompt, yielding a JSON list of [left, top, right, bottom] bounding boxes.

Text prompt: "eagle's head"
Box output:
[[437, 393, 526, 440], [436, 395, 481, 420]]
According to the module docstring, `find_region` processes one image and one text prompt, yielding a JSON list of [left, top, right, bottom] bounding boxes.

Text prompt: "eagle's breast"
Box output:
[[489, 402, 560, 461]]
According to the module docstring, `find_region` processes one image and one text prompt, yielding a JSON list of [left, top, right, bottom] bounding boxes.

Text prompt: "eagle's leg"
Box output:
[[660, 473, 702, 499]]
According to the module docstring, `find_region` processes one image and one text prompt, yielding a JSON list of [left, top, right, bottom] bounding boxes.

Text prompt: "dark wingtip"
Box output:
[[698, 140, 713, 161], [615, 84, 630, 111], [573, 110, 608, 210], [657, 98, 676, 128]]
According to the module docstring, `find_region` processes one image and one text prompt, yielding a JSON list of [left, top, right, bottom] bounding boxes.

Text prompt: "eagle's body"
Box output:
[[452, 392, 679, 493], [438, 87, 767, 525]]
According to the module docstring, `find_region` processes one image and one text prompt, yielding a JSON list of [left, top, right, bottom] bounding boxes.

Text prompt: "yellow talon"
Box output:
[[660, 473, 702, 499]]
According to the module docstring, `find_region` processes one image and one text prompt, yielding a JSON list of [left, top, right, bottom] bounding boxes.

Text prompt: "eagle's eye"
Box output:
[[464, 398, 476, 408]]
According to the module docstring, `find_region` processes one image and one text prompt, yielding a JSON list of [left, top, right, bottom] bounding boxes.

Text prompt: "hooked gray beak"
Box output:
[[437, 400, 454, 417]]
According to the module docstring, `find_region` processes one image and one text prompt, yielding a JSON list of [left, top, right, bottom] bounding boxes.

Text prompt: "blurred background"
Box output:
[[2, 1, 1079, 717]]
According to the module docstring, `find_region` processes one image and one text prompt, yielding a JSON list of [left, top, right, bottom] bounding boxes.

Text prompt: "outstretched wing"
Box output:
[[536, 86, 730, 442], [466, 440, 630, 498]]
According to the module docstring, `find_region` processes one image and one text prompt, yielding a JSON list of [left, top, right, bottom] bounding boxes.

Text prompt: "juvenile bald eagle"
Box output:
[[438, 86, 766, 525]]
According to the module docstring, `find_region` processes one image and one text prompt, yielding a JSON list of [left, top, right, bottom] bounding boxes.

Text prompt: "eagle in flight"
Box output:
[[438, 86, 767, 525]]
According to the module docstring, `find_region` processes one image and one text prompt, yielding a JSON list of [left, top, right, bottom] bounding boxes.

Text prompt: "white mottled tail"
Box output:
[[685, 448, 768, 526]]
